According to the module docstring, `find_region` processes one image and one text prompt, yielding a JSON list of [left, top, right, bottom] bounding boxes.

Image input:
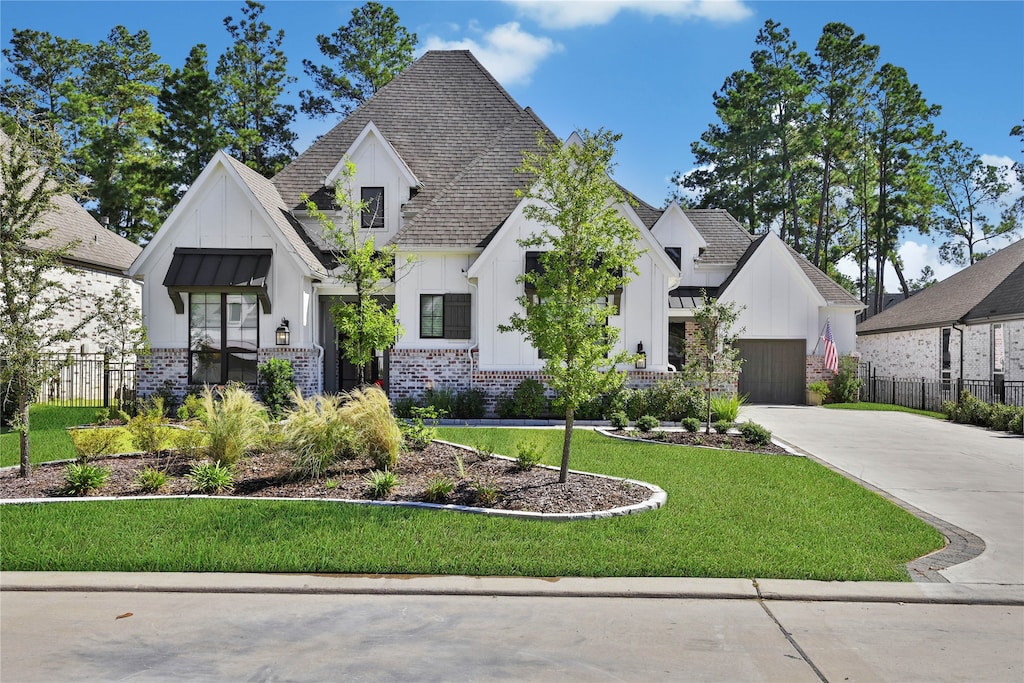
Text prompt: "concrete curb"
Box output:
[[2, 572, 1020, 606]]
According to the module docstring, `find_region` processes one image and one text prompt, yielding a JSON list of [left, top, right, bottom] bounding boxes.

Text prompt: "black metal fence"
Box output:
[[2, 353, 137, 409], [858, 363, 1024, 412]]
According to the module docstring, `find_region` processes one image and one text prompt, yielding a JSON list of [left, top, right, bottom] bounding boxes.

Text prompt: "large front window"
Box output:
[[419, 293, 470, 339], [190, 293, 259, 384]]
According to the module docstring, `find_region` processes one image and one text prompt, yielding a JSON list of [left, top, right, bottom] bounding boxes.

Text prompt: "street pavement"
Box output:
[[744, 405, 1024, 585], [3, 408, 1024, 681]]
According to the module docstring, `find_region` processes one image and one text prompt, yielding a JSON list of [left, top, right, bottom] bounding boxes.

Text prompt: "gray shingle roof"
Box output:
[[29, 194, 141, 273], [787, 245, 863, 307], [857, 238, 1024, 334], [683, 209, 754, 264]]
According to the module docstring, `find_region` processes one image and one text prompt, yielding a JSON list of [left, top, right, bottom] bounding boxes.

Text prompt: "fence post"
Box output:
[[921, 378, 926, 411], [956, 377, 963, 403], [103, 354, 111, 408]]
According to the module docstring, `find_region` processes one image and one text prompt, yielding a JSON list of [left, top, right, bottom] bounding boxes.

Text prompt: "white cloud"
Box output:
[[420, 22, 563, 86], [980, 153, 1022, 200], [506, 0, 753, 29]]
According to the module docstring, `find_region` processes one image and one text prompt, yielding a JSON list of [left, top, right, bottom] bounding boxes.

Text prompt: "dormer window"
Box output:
[[664, 246, 682, 268], [361, 187, 384, 229]]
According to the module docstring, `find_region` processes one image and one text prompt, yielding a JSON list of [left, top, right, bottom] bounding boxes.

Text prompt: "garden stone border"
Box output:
[[0, 439, 667, 522], [594, 426, 801, 456]]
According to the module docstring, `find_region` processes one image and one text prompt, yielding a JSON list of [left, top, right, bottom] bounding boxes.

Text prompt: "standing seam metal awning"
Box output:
[[163, 248, 273, 314]]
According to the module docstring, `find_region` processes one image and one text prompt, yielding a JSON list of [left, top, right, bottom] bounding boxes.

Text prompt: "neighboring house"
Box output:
[[129, 50, 862, 408], [857, 239, 1024, 390]]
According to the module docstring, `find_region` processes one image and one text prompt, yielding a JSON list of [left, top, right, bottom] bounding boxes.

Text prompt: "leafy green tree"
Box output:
[[95, 280, 149, 411], [928, 136, 1017, 265], [69, 26, 169, 244], [301, 159, 401, 386], [156, 44, 225, 212], [216, 0, 297, 176], [300, 1, 417, 120], [907, 265, 937, 291], [0, 112, 85, 477], [500, 129, 642, 483], [684, 293, 745, 434], [1, 29, 83, 130]]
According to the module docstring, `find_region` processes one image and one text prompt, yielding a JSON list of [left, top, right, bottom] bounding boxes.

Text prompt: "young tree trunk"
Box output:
[[891, 253, 911, 298], [559, 406, 574, 484], [19, 394, 31, 478]]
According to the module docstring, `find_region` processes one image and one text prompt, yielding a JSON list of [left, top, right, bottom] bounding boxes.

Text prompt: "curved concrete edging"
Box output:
[[594, 426, 800, 456], [0, 439, 667, 522]]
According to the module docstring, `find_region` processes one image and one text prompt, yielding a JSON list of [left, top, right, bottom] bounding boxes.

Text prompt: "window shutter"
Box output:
[[444, 293, 471, 339]]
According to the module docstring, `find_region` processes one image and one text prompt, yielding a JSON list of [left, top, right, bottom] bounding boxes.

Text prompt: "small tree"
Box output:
[[500, 129, 642, 483], [0, 110, 86, 477], [95, 280, 149, 411], [685, 293, 745, 434], [301, 159, 401, 386]]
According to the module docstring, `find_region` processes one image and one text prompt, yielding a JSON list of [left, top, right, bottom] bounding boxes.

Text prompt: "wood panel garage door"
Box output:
[[737, 340, 806, 404]]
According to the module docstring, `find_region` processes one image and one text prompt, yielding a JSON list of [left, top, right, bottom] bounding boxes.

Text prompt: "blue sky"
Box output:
[[3, 0, 1022, 282]]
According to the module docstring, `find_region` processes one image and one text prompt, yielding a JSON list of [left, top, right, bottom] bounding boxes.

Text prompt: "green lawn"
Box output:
[[0, 427, 943, 580], [1, 405, 101, 466], [824, 402, 945, 420]]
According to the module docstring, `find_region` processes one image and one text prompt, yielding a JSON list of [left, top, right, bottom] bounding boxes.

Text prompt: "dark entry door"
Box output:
[[737, 339, 806, 404], [337, 331, 384, 392]]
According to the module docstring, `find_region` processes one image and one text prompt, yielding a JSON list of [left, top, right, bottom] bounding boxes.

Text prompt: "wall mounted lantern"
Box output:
[[275, 318, 290, 346], [635, 342, 647, 370]]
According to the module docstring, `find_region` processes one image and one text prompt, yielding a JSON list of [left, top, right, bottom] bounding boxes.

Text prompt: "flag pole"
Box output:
[[811, 317, 829, 355]]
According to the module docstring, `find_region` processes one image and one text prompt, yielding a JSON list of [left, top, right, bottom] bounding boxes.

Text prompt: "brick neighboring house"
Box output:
[[129, 50, 862, 409], [857, 239, 1024, 392]]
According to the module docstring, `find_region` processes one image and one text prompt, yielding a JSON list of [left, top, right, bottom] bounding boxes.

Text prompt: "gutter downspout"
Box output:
[[311, 279, 325, 395], [467, 277, 479, 388]]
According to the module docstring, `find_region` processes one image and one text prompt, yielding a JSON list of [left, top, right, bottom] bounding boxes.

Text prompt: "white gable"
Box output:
[[325, 121, 420, 188]]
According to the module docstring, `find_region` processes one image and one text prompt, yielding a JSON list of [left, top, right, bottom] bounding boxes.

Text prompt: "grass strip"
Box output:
[[823, 402, 945, 420], [1, 406, 101, 466], [0, 428, 943, 580]]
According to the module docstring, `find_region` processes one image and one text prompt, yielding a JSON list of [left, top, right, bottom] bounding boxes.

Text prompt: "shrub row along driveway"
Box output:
[[744, 405, 1024, 584]]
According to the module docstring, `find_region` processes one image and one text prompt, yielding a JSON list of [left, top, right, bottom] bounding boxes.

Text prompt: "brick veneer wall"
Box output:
[[31, 267, 141, 354], [258, 348, 321, 397]]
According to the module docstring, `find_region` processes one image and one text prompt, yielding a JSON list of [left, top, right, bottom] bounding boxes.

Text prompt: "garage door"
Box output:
[[737, 340, 806, 404]]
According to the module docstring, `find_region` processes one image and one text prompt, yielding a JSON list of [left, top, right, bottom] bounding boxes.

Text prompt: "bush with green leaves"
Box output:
[[635, 414, 660, 432], [453, 388, 487, 419], [829, 356, 862, 403], [609, 411, 629, 430], [709, 393, 745, 422], [149, 381, 178, 416], [135, 466, 169, 493], [424, 386, 456, 417], [943, 391, 992, 426], [342, 385, 403, 471], [200, 384, 268, 465], [574, 393, 608, 420], [712, 419, 735, 434], [399, 405, 440, 451], [257, 358, 297, 420], [1009, 412, 1023, 435], [424, 476, 455, 503], [187, 461, 234, 493], [515, 441, 544, 471], [392, 397, 419, 419], [171, 427, 207, 460], [282, 391, 352, 480], [68, 428, 120, 462], [739, 421, 772, 447], [93, 406, 131, 425], [126, 412, 174, 454], [364, 469, 399, 498], [178, 393, 207, 422], [63, 463, 112, 495], [497, 379, 548, 418], [680, 417, 701, 433], [988, 403, 1019, 432], [473, 479, 500, 506]]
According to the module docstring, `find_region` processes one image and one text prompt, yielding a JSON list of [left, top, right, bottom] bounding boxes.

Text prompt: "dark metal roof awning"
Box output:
[[163, 248, 273, 314], [668, 285, 718, 310]]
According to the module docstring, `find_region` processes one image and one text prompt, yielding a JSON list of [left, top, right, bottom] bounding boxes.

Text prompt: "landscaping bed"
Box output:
[[0, 440, 651, 515], [605, 428, 791, 455]]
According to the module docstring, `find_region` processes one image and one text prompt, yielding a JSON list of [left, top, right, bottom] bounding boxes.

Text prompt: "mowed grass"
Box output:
[[824, 402, 945, 420], [0, 405, 102, 466], [0, 427, 943, 580]]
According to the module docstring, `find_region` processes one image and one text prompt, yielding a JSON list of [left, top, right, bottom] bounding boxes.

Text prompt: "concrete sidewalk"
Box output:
[[745, 405, 1024, 585]]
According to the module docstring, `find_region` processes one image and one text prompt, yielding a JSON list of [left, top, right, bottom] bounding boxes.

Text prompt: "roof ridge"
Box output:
[[456, 50, 526, 116]]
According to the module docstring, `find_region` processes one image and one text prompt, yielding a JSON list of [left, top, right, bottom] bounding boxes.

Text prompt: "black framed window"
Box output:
[[664, 246, 682, 268], [941, 326, 952, 387], [420, 293, 470, 339], [361, 187, 384, 229], [189, 293, 259, 384]]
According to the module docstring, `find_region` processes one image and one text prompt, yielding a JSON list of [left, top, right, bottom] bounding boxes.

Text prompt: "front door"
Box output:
[[337, 330, 385, 392]]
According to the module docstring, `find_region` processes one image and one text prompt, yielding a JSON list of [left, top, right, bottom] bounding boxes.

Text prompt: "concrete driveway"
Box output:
[[744, 405, 1024, 585]]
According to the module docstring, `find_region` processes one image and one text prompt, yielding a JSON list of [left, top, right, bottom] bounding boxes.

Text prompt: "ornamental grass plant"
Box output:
[[199, 385, 268, 466], [340, 385, 402, 471], [282, 391, 353, 480]]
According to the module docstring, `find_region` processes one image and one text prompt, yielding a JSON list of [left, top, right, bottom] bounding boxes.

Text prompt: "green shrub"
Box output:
[[399, 405, 440, 451], [680, 417, 701, 433], [181, 393, 207, 422], [68, 428, 120, 462], [171, 427, 207, 459], [453, 388, 487, 419], [200, 385, 268, 465], [710, 393, 745, 422], [149, 381, 179, 415], [712, 419, 735, 434], [93, 407, 129, 425], [424, 476, 455, 503], [635, 414, 660, 431], [364, 469, 399, 498], [988, 403, 1018, 432], [392, 397, 420, 419], [1009, 412, 1023, 435], [497, 379, 547, 418], [187, 461, 234, 494], [135, 466, 168, 493], [830, 356, 862, 403], [609, 411, 629, 430], [257, 358, 297, 420], [63, 463, 111, 495], [283, 391, 352, 480], [424, 386, 456, 417], [342, 385, 403, 471], [739, 421, 772, 447], [621, 388, 652, 420], [574, 394, 608, 420], [644, 377, 706, 421], [126, 412, 174, 454], [515, 441, 544, 471], [473, 479, 500, 506]]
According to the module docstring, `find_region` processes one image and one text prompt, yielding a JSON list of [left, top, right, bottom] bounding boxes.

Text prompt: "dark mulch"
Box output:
[[607, 428, 791, 455], [0, 442, 651, 514]]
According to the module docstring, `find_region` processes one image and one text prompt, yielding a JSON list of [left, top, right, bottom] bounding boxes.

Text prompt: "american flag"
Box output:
[[822, 319, 839, 375]]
